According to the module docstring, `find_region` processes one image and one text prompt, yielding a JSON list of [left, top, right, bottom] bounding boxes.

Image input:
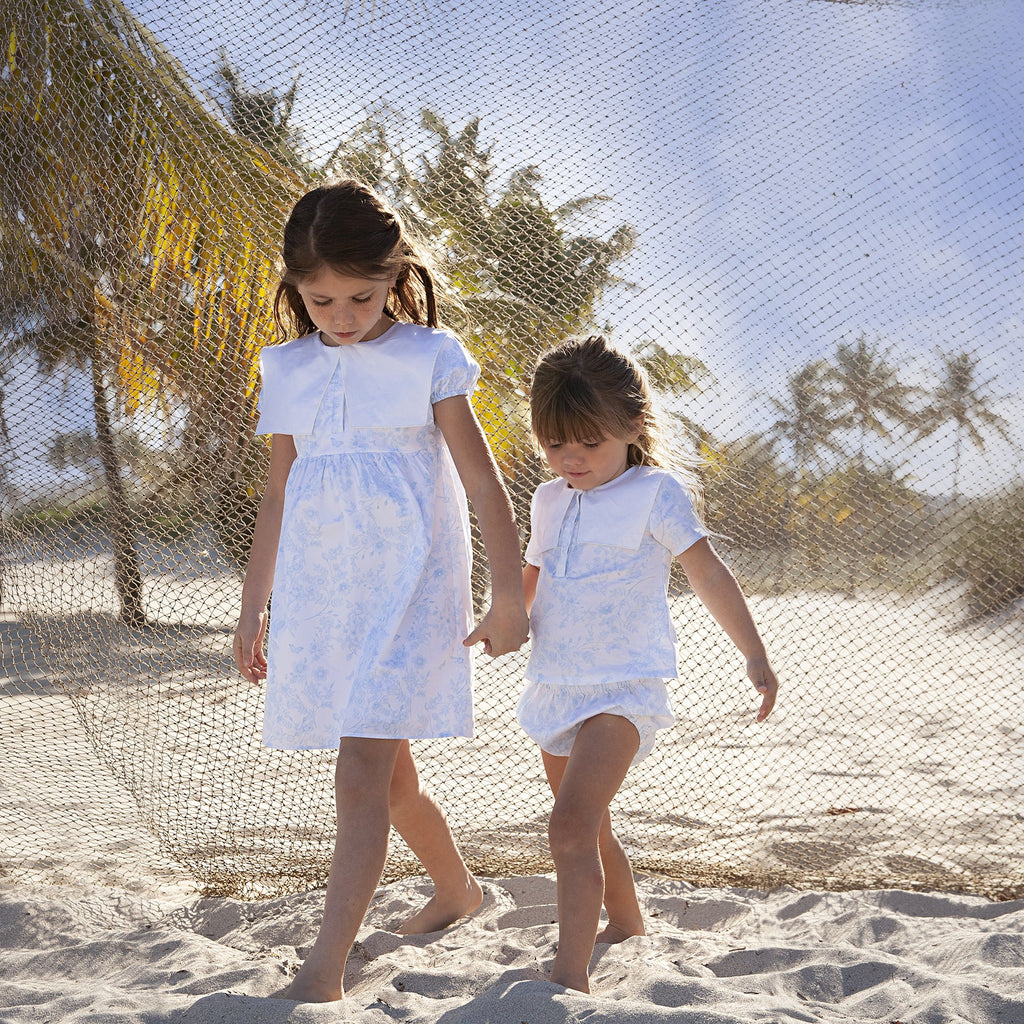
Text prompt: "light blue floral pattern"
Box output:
[[516, 677, 675, 766], [262, 330, 479, 749], [524, 467, 707, 686]]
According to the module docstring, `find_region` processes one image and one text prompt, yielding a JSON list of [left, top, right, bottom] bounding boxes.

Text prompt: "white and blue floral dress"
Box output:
[[254, 324, 479, 749]]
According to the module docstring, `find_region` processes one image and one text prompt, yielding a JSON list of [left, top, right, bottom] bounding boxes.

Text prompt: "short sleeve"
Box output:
[[649, 473, 708, 556], [431, 333, 481, 404]]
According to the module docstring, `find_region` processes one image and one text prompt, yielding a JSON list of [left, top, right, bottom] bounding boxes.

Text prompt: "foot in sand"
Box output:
[[272, 976, 344, 1003], [396, 876, 483, 934], [548, 966, 591, 994], [272, 955, 346, 1003], [596, 918, 645, 944]]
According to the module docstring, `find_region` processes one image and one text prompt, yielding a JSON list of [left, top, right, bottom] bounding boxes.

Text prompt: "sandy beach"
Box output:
[[2, 549, 1023, 1022], [2, 869, 1023, 1022]]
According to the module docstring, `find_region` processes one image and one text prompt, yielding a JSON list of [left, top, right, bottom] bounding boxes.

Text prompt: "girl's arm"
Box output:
[[676, 537, 778, 722], [434, 395, 530, 657], [523, 562, 540, 615], [233, 433, 297, 683]]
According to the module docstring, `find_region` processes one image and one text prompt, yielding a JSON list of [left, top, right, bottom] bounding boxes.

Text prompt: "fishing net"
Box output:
[[1, 0, 1021, 899]]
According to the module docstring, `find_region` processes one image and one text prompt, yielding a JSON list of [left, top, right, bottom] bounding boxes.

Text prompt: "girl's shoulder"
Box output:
[[255, 334, 336, 435], [387, 321, 444, 340], [530, 475, 569, 511], [373, 324, 475, 374], [258, 332, 322, 372], [637, 465, 702, 513]]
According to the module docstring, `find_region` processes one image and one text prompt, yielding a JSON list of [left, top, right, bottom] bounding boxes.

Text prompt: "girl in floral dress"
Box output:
[[234, 180, 528, 1002]]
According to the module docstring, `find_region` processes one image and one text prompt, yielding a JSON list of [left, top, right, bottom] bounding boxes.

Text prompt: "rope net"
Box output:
[[1, 0, 1021, 900]]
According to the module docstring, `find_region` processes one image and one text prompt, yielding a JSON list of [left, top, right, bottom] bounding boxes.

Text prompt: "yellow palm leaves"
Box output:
[[2, 0, 300, 419]]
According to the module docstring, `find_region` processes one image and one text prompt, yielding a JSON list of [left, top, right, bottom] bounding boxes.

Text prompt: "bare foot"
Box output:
[[595, 919, 645, 945], [548, 966, 591, 994], [273, 980, 343, 1003], [396, 876, 483, 934], [272, 964, 344, 1003]]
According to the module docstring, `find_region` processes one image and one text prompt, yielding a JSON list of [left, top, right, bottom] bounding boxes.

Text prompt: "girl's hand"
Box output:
[[463, 599, 529, 658], [234, 611, 269, 684], [747, 655, 778, 722]]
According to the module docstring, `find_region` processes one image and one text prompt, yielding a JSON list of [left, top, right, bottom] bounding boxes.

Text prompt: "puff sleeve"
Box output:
[[431, 333, 481, 403]]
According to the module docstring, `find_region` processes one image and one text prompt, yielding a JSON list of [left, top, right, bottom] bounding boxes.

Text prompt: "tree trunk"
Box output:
[[779, 487, 793, 595], [952, 429, 962, 506], [91, 347, 146, 628]]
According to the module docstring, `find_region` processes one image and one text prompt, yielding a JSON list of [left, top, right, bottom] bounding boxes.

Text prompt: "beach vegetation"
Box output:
[[911, 350, 1011, 505], [1, 0, 300, 624], [946, 484, 1024, 617]]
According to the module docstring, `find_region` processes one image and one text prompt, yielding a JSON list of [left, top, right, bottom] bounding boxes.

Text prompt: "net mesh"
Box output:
[[2, 0, 1022, 901]]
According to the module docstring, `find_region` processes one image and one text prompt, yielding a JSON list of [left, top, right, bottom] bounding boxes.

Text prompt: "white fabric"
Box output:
[[516, 677, 675, 766], [259, 324, 481, 749], [255, 324, 461, 435], [524, 466, 707, 686]]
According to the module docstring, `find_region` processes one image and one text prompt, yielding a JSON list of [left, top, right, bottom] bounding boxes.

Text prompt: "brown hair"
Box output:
[[273, 180, 441, 337], [530, 335, 704, 500]]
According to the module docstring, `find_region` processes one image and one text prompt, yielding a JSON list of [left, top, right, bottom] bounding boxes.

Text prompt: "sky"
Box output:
[[5, 0, 1022, 499]]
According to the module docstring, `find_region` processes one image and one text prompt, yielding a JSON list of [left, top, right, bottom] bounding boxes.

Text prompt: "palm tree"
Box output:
[[638, 343, 711, 398], [913, 351, 1010, 503], [1, 0, 300, 624], [764, 360, 840, 477], [824, 335, 917, 471], [214, 53, 311, 178], [761, 360, 842, 587], [821, 335, 917, 593]]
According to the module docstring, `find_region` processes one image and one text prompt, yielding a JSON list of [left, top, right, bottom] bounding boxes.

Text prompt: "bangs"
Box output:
[[532, 404, 612, 446], [284, 261, 391, 284], [530, 376, 629, 445]]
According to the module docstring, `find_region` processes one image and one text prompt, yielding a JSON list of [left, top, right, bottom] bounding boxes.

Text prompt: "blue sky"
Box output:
[[6, 0, 1022, 499]]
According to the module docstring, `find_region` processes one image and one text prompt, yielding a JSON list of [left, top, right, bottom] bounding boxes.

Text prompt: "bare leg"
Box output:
[[276, 738, 401, 1003], [543, 714, 640, 993], [593, 817, 646, 945], [543, 746, 645, 946], [388, 740, 482, 934]]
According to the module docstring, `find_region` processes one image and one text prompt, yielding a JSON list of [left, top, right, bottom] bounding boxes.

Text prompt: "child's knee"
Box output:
[[548, 803, 598, 860], [334, 742, 395, 806]]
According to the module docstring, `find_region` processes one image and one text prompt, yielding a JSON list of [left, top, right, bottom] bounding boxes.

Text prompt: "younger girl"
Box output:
[[519, 334, 778, 993], [234, 180, 528, 1002]]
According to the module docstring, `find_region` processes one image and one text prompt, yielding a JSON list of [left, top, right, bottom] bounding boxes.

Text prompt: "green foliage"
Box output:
[[700, 433, 942, 594], [792, 464, 926, 591], [763, 360, 840, 473], [701, 436, 788, 548], [638, 343, 712, 395], [9, 494, 110, 538], [955, 486, 1024, 616], [214, 52, 309, 176], [824, 335, 918, 457], [2, 0, 302, 619], [912, 350, 1010, 502]]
